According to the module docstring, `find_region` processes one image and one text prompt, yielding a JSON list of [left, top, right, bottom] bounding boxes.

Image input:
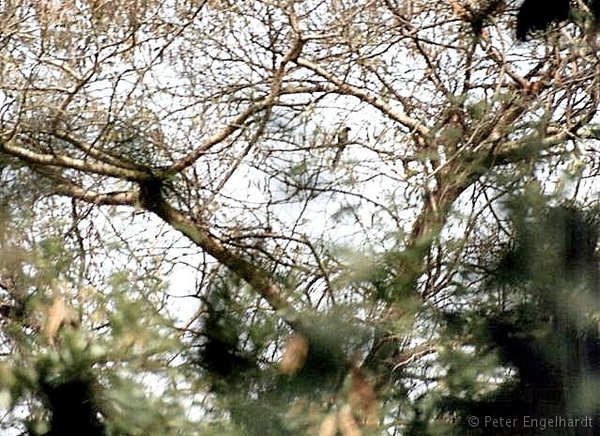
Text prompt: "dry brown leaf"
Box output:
[[44, 296, 69, 346], [448, 0, 470, 19], [318, 412, 338, 436], [338, 404, 362, 436], [349, 365, 378, 428], [278, 333, 309, 375], [43, 284, 78, 346]]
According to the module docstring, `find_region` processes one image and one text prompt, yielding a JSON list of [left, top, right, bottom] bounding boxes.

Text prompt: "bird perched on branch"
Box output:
[[332, 126, 351, 168]]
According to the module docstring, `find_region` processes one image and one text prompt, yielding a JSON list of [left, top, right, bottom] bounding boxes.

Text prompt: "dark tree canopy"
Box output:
[[516, 0, 570, 40], [516, 0, 600, 40], [441, 201, 600, 435]]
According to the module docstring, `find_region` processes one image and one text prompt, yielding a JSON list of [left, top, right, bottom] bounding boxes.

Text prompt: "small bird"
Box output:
[[332, 126, 351, 168]]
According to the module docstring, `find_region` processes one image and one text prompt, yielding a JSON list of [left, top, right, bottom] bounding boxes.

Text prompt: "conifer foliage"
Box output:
[[438, 198, 600, 435]]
